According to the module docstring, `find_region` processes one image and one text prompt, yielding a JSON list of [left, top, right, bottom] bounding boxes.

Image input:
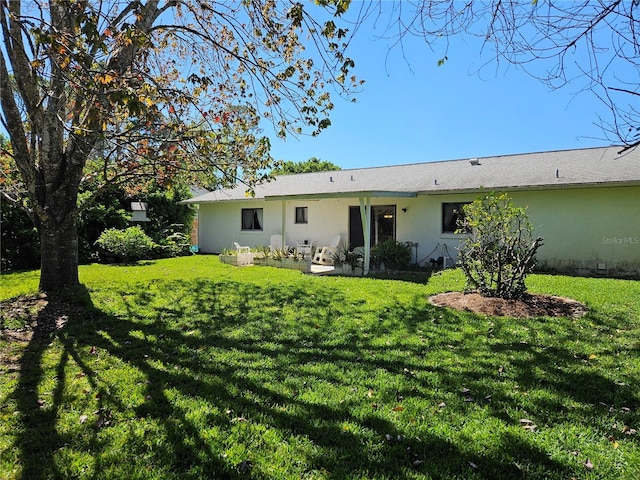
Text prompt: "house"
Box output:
[[183, 146, 640, 277]]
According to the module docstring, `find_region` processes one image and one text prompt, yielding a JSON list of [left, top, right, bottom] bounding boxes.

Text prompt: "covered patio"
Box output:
[[266, 190, 417, 275]]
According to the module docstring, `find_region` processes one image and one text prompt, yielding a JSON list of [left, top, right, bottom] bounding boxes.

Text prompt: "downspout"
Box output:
[[359, 197, 371, 275]]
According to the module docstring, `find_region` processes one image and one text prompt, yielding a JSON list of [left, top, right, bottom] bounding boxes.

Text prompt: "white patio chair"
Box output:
[[312, 235, 340, 265], [295, 240, 314, 258], [269, 234, 287, 255], [233, 242, 250, 254]]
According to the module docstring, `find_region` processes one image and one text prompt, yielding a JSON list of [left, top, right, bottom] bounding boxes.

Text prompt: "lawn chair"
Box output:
[[269, 234, 286, 255], [233, 242, 250, 254], [295, 240, 314, 259], [312, 235, 340, 265]]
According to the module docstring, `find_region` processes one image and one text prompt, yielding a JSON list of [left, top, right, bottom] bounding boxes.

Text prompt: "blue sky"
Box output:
[[267, 12, 615, 170]]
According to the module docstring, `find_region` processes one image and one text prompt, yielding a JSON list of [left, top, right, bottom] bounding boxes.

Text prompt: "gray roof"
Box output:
[[184, 146, 640, 203]]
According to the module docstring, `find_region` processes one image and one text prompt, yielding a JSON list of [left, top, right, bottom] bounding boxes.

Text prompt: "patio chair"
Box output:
[[269, 234, 286, 254], [312, 235, 340, 265], [233, 242, 250, 254], [295, 240, 314, 259]]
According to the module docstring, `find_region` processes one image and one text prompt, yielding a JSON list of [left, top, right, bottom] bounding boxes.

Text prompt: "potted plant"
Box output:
[[331, 244, 348, 272], [332, 244, 363, 274], [370, 240, 412, 272], [345, 249, 364, 275]]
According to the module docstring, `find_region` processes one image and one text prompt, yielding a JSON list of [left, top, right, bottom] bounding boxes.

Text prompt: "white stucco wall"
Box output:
[[514, 186, 639, 275], [197, 198, 353, 252], [196, 185, 640, 276]]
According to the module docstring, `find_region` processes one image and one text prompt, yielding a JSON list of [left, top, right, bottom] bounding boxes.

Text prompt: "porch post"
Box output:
[[359, 197, 371, 275], [281, 200, 287, 250]]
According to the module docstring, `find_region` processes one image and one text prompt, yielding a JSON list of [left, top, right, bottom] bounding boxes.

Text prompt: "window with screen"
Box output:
[[241, 208, 263, 231], [441, 202, 470, 233], [295, 206, 308, 224]]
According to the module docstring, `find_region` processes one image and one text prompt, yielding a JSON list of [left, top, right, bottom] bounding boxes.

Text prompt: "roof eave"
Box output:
[[265, 190, 418, 201], [418, 180, 640, 195]]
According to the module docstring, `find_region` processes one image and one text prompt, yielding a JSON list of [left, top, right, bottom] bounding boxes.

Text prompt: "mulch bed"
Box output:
[[428, 291, 588, 318]]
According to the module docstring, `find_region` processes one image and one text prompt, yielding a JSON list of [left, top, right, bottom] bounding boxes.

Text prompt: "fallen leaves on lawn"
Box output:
[[385, 433, 404, 443], [519, 418, 537, 431], [95, 408, 112, 429]]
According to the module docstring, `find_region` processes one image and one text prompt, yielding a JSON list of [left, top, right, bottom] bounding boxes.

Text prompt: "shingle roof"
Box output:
[[183, 146, 640, 203]]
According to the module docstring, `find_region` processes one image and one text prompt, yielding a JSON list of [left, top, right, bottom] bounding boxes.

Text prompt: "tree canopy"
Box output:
[[0, 0, 360, 292], [271, 157, 341, 175]]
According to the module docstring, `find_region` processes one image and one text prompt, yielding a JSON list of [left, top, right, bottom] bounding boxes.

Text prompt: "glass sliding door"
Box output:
[[349, 205, 396, 248]]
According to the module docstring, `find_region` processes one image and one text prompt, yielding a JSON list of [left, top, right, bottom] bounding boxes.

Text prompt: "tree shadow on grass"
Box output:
[[8, 277, 632, 479], [11, 288, 92, 480]]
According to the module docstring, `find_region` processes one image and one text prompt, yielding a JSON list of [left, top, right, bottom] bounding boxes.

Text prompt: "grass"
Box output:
[[1, 256, 639, 479]]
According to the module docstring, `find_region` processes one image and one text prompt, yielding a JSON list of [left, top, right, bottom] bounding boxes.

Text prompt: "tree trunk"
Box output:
[[37, 207, 80, 293]]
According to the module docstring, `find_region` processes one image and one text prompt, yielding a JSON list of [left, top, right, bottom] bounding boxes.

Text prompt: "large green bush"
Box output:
[[371, 239, 413, 270], [154, 229, 192, 258], [94, 226, 156, 263], [136, 184, 195, 244], [0, 198, 40, 271], [457, 192, 543, 299], [77, 186, 131, 263]]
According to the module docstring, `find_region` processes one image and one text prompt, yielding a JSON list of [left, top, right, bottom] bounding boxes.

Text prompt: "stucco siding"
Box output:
[[513, 186, 639, 275], [397, 194, 469, 266], [198, 198, 352, 252]]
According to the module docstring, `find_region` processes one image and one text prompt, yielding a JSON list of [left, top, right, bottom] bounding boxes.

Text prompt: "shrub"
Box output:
[[152, 226, 192, 258], [0, 198, 40, 271], [457, 192, 543, 299], [371, 239, 412, 270], [76, 186, 130, 264], [95, 226, 156, 263], [136, 184, 196, 246]]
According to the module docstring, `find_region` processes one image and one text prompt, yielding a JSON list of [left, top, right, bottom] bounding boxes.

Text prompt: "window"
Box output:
[[241, 208, 263, 231], [295, 206, 308, 224], [442, 202, 470, 233]]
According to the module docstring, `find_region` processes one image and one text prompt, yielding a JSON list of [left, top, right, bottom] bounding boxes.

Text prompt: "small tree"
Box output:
[[456, 192, 543, 299]]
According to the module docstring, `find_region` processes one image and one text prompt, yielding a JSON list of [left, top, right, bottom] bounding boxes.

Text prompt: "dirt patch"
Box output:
[[429, 291, 587, 318], [1, 293, 72, 372]]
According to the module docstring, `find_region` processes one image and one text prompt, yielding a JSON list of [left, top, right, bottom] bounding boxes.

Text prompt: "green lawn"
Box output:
[[1, 256, 639, 479]]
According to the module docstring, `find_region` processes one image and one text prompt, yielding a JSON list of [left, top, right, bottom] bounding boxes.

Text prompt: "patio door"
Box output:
[[349, 205, 396, 249]]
